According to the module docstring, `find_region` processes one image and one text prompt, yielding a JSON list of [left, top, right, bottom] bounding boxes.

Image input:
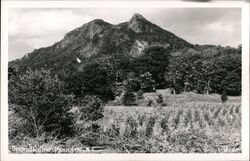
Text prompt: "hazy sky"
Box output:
[[8, 8, 241, 61]]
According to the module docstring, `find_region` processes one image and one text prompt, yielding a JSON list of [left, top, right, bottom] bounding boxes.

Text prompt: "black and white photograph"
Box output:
[[1, 1, 249, 161]]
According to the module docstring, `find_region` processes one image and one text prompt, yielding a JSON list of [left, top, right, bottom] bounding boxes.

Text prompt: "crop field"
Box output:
[[97, 103, 241, 153], [75, 93, 241, 153], [9, 93, 241, 153]]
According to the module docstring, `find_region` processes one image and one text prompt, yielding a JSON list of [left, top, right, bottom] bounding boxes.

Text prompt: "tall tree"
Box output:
[[132, 46, 171, 88]]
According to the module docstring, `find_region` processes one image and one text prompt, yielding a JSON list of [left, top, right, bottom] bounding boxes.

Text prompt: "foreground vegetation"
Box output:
[[8, 43, 242, 153], [9, 92, 241, 153], [100, 103, 241, 153]]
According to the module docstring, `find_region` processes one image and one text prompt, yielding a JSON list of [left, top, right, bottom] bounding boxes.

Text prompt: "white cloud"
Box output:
[[9, 9, 93, 37], [8, 9, 95, 60]]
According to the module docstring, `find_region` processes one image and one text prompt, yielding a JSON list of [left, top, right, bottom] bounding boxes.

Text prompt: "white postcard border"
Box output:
[[1, 1, 249, 161]]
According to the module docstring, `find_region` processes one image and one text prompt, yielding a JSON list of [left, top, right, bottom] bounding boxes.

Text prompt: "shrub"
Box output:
[[221, 90, 228, 102], [122, 91, 137, 106], [156, 93, 167, 107], [79, 95, 104, 122], [137, 90, 144, 99], [77, 95, 104, 145], [8, 68, 75, 138], [9, 112, 32, 146], [140, 72, 156, 92], [147, 99, 153, 107]]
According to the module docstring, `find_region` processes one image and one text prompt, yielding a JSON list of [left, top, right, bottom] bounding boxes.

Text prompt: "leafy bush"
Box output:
[[125, 72, 141, 92], [156, 93, 167, 107], [76, 95, 104, 145], [221, 90, 228, 102], [9, 68, 75, 138], [132, 47, 171, 89], [66, 62, 116, 101], [122, 91, 137, 106], [147, 99, 153, 107], [79, 95, 104, 122], [137, 90, 144, 98], [140, 72, 156, 92], [9, 112, 32, 146]]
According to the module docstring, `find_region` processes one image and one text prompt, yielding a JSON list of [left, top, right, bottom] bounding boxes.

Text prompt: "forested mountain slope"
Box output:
[[9, 13, 241, 101]]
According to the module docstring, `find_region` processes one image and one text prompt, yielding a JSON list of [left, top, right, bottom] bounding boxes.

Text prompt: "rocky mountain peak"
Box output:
[[128, 13, 157, 33], [88, 19, 110, 26], [58, 18, 112, 48], [129, 13, 146, 22], [85, 19, 111, 38]]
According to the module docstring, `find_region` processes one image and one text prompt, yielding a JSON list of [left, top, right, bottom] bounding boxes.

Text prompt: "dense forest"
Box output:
[[9, 44, 241, 103]]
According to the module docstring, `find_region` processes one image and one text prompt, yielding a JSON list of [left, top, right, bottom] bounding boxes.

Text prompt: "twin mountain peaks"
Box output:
[[10, 13, 193, 70]]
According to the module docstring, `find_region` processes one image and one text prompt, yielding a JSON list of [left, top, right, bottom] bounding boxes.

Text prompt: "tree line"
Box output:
[[9, 44, 242, 103], [63, 44, 241, 101]]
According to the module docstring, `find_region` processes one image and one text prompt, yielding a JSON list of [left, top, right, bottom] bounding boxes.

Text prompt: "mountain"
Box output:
[[9, 13, 192, 71], [9, 13, 241, 100]]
